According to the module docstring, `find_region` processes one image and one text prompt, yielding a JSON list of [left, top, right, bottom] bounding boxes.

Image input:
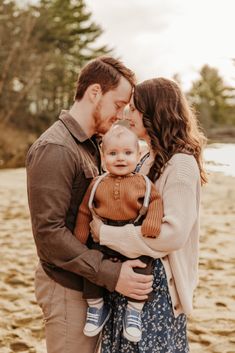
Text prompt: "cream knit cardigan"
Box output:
[[99, 153, 201, 317]]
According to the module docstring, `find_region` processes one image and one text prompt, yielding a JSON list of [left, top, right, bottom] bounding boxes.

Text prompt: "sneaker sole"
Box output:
[[83, 310, 111, 337], [123, 321, 142, 343]]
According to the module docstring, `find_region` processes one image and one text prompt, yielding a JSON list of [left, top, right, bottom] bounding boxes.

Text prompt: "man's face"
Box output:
[[94, 77, 132, 134]]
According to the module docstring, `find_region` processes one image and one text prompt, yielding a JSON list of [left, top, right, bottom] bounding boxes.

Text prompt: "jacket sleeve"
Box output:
[[74, 180, 94, 244], [99, 156, 199, 257], [26, 143, 121, 292]]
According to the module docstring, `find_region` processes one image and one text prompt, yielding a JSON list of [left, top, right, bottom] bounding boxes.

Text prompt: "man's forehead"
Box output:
[[114, 77, 132, 101], [113, 89, 132, 104]]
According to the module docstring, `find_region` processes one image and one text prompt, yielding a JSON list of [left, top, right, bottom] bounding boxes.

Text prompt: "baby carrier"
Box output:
[[88, 172, 152, 224]]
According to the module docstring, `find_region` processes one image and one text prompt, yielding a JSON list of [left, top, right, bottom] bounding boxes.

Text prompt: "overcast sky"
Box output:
[[85, 0, 235, 90]]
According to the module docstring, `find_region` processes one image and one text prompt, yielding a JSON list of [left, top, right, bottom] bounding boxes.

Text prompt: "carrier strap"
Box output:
[[88, 173, 151, 223]]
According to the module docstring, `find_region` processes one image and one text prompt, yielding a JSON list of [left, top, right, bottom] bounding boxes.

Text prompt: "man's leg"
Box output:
[[34, 263, 99, 353]]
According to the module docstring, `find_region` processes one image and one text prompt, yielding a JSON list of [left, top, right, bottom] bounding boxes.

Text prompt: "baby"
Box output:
[[74, 125, 163, 342]]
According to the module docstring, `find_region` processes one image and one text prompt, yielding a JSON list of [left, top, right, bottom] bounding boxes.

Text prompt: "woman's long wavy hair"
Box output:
[[134, 78, 207, 184]]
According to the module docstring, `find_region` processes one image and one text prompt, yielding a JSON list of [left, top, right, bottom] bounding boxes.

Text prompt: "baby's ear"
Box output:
[[137, 142, 141, 158], [100, 151, 107, 171]]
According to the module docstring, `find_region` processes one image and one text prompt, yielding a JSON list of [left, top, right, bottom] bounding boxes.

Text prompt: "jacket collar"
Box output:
[[59, 110, 89, 143]]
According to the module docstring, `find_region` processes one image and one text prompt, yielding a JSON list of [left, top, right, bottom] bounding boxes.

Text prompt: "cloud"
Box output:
[[85, 0, 235, 88], [87, 0, 180, 32]]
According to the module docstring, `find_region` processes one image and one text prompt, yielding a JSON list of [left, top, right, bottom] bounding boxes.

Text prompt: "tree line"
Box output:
[[0, 0, 234, 138], [0, 0, 110, 134]]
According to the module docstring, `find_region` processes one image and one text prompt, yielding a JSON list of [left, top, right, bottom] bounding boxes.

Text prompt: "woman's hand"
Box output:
[[90, 216, 103, 243]]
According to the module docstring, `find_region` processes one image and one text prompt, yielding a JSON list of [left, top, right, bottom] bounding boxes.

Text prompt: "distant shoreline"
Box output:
[[206, 125, 235, 144]]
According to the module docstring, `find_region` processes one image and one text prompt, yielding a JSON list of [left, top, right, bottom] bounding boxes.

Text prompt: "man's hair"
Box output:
[[74, 56, 136, 101], [102, 124, 139, 152]]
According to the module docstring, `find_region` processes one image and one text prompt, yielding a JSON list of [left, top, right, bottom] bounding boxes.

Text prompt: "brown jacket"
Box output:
[[26, 110, 122, 292]]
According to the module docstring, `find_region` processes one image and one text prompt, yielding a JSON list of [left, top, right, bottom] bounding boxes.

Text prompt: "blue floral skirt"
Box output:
[[101, 259, 189, 353]]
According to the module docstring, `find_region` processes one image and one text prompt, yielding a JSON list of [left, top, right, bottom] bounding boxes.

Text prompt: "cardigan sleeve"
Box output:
[[99, 155, 200, 257]]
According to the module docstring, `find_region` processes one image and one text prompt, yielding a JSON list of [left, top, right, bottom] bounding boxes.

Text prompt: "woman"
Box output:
[[91, 77, 207, 353]]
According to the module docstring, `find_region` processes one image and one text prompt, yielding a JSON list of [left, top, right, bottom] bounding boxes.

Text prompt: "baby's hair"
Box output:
[[102, 124, 139, 152]]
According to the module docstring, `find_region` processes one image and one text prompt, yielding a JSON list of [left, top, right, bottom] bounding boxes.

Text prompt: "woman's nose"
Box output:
[[116, 107, 127, 120]]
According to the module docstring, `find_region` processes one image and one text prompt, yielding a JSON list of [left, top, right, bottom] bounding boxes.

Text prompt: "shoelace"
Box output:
[[127, 312, 141, 329], [87, 311, 100, 324]]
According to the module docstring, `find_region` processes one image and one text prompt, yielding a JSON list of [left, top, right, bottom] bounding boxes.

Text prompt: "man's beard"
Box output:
[[94, 102, 108, 135]]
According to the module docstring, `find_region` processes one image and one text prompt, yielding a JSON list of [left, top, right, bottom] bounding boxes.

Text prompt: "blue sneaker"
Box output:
[[123, 307, 142, 342], [83, 304, 111, 337]]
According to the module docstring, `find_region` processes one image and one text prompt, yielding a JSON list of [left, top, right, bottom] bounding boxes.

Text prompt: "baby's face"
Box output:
[[103, 135, 140, 176]]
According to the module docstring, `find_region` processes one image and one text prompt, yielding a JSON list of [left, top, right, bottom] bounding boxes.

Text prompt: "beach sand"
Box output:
[[0, 168, 234, 353]]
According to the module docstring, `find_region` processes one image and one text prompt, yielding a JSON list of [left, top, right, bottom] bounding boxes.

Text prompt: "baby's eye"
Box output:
[[125, 151, 133, 155], [109, 151, 116, 156]]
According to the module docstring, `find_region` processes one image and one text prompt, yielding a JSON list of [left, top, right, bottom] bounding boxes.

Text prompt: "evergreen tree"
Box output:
[[0, 1, 44, 126], [187, 65, 235, 129], [30, 0, 110, 130], [0, 0, 110, 132]]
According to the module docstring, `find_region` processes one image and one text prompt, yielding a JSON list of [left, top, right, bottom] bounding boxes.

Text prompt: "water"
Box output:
[[140, 141, 235, 177], [204, 143, 235, 177]]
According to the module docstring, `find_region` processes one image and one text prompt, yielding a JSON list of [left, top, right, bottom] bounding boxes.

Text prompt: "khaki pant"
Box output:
[[35, 263, 100, 353]]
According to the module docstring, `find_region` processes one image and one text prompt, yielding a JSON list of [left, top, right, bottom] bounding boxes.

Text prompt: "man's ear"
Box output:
[[87, 84, 102, 103]]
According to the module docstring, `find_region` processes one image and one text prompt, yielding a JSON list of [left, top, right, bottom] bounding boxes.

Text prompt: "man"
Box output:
[[26, 56, 153, 353]]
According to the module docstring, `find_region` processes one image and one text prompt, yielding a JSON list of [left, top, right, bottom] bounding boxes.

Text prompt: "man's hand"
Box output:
[[115, 260, 153, 300], [90, 216, 103, 242]]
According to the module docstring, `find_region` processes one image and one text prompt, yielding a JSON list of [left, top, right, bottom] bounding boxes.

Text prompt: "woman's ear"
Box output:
[[87, 84, 102, 103]]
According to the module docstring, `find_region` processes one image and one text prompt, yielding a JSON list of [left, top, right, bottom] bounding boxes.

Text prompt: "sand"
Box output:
[[0, 168, 234, 353]]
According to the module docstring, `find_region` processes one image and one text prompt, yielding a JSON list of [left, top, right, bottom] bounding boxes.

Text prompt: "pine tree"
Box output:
[[31, 0, 110, 129], [187, 65, 235, 129], [0, 1, 44, 126], [0, 0, 110, 132]]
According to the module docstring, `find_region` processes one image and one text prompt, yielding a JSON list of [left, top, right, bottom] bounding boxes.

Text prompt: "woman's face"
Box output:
[[125, 96, 147, 139]]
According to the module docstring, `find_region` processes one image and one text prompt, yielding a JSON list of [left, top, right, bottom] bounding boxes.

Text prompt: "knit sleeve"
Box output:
[[141, 182, 163, 238], [100, 155, 200, 256], [144, 155, 200, 251], [74, 179, 96, 244]]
